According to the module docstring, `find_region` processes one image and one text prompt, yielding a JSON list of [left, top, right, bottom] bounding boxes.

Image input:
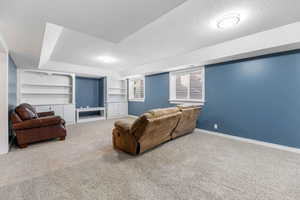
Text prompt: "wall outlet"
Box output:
[[214, 123, 218, 130]]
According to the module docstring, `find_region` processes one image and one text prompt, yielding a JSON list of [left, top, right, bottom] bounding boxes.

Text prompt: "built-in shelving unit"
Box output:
[[106, 77, 128, 119], [17, 69, 76, 124], [18, 70, 75, 105]]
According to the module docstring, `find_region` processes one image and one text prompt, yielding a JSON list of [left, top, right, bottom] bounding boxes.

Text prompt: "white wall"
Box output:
[[0, 52, 9, 154]]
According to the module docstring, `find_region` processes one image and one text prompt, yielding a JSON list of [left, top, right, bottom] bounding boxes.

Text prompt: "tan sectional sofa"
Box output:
[[112, 106, 201, 155]]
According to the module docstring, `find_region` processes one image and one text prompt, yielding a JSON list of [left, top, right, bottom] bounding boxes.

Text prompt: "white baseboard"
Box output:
[[196, 128, 300, 154]]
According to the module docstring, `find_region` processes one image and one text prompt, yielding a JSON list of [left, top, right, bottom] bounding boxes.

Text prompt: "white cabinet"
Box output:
[[63, 104, 75, 124], [53, 105, 64, 118], [106, 77, 128, 119], [35, 105, 53, 113], [34, 104, 75, 125], [107, 102, 128, 119]]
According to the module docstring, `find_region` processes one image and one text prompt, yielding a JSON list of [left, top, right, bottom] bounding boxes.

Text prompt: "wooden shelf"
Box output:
[[108, 87, 127, 90], [21, 92, 71, 95], [108, 93, 127, 95], [22, 83, 72, 87]]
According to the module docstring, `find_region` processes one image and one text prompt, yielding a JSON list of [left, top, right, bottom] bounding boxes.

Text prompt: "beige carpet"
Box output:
[[0, 117, 300, 200]]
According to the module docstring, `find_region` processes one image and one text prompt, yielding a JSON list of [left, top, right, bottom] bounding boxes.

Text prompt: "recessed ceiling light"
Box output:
[[217, 13, 240, 29], [97, 56, 118, 63]]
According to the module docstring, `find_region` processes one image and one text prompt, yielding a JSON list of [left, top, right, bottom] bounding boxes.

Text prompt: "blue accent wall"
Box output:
[[128, 50, 300, 149], [199, 50, 300, 148], [75, 77, 104, 108], [128, 72, 174, 116]]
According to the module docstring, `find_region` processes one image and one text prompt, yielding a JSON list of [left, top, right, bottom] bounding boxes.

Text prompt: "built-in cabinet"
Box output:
[[17, 70, 129, 124], [106, 77, 128, 119], [17, 69, 76, 124], [34, 104, 75, 124]]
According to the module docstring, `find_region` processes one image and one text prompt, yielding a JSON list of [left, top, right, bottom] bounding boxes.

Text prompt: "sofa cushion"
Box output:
[[148, 107, 180, 118], [15, 106, 38, 121]]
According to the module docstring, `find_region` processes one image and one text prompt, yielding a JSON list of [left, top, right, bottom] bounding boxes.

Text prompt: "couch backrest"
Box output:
[[131, 107, 181, 153], [172, 106, 201, 138], [15, 103, 38, 121]]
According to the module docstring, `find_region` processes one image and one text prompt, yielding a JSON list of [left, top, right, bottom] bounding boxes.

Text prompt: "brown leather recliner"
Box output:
[[112, 106, 201, 155], [11, 103, 67, 148]]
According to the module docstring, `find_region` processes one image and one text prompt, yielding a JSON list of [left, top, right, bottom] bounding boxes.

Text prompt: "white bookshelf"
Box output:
[[18, 70, 75, 105], [106, 77, 128, 119], [17, 69, 76, 124]]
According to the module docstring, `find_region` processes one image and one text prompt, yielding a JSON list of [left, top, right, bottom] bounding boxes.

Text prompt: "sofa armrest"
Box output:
[[114, 120, 133, 132], [37, 111, 55, 118], [112, 127, 139, 154], [13, 116, 62, 130]]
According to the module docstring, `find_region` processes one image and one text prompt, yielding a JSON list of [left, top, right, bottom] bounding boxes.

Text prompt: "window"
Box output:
[[128, 77, 145, 101], [169, 67, 205, 104]]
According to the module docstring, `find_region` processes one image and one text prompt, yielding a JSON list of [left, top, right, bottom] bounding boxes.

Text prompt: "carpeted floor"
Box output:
[[0, 117, 300, 200]]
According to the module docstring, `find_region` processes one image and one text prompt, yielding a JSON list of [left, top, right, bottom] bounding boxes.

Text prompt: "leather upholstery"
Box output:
[[11, 112, 23, 124], [15, 105, 38, 121], [11, 103, 67, 148], [13, 116, 63, 130], [113, 106, 200, 155], [37, 111, 55, 118]]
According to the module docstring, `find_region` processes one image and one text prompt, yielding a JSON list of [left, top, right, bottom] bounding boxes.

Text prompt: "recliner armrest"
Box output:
[[13, 116, 63, 130], [37, 111, 55, 117], [114, 120, 133, 132]]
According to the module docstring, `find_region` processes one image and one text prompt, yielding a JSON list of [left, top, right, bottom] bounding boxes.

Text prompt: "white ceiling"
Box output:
[[0, 0, 186, 68], [1, 0, 300, 77]]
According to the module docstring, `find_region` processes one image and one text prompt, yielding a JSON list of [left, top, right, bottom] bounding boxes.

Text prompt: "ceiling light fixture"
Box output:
[[97, 56, 118, 63], [217, 13, 240, 29]]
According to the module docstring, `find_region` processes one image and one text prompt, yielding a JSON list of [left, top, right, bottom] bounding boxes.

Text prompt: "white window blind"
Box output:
[[170, 67, 204, 104], [128, 78, 145, 101]]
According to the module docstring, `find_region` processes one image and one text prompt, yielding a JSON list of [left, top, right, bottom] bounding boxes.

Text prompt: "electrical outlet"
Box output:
[[214, 123, 218, 130]]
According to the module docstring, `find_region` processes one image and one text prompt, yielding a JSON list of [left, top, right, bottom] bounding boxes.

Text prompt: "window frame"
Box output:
[[169, 67, 205, 105], [128, 76, 145, 102]]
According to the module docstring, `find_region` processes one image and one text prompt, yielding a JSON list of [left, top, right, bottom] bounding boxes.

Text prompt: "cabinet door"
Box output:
[[107, 103, 117, 118], [63, 104, 75, 124], [35, 105, 53, 112], [121, 102, 128, 116], [107, 103, 113, 118], [53, 105, 64, 118]]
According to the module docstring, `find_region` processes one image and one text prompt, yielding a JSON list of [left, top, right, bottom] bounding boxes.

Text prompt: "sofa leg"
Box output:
[[19, 144, 28, 148], [59, 136, 66, 141]]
